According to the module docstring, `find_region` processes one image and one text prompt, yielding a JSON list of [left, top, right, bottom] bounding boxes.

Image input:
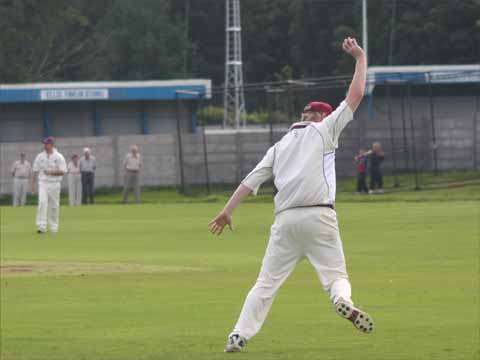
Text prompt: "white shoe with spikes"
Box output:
[[335, 300, 375, 333], [224, 333, 247, 353]]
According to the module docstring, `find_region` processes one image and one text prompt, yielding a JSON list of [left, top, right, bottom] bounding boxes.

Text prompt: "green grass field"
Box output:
[[1, 174, 479, 360]]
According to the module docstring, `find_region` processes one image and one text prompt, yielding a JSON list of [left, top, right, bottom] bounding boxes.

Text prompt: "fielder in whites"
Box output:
[[209, 38, 373, 353], [32, 137, 67, 233]]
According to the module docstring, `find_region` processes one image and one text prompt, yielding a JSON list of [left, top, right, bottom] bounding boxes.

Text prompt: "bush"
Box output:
[[198, 106, 288, 126]]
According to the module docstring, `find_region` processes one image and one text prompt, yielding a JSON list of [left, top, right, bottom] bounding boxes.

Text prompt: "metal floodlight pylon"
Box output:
[[223, 0, 246, 128]]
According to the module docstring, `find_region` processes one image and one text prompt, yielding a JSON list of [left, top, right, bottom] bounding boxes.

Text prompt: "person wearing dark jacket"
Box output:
[[79, 148, 96, 204], [367, 142, 384, 194]]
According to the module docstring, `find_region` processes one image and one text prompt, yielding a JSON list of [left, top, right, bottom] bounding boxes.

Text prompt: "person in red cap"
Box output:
[[31, 137, 67, 233], [210, 37, 373, 353], [301, 101, 333, 120], [287, 101, 335, 133]]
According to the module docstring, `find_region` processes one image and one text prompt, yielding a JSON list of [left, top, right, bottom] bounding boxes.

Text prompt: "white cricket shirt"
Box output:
[[242, 100, 354, 214], [68, 161, 81, 176], [33, 149, 67, 183], [11, 160, 32, 178], [79, 156, 96, 173], [124, 153, 142, 171]]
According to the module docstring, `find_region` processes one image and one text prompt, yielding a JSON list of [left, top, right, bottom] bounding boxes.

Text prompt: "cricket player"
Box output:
[[209, 38, 373, 353], [32, 137, 67, 233], [11, 152, 32, 206]]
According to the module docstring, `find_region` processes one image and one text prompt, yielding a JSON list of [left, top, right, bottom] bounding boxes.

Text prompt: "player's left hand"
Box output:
[[209, 211, 233, 235]]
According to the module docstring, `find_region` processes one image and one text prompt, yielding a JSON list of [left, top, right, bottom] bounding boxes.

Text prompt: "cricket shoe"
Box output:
[[224, 333, 247, 353], [335, 300, 374, 333]]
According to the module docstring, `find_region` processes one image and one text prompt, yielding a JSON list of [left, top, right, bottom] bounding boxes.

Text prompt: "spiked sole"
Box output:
[[335, 301, 374, 333], [224, 345, 242, 353]]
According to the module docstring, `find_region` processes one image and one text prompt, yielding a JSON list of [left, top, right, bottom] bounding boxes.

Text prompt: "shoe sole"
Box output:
[[224, 346, 242, 353], [335, 301, 374, 333], [224, 334, 247, 353]]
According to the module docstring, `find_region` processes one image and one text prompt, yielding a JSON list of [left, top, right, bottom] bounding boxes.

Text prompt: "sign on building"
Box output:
[[40, 89, 109, 101]]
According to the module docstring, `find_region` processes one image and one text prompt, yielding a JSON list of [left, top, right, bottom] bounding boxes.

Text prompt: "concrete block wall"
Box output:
[[203, 132, 238, 184], [475, 97, 480, 170], [337, 95, 480, 176], [1, 95, 478, 195], [117, 134, 178, 187]]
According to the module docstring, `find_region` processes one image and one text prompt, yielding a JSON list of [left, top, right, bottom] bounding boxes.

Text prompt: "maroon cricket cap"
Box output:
[[303, 101, 333, 116], [42, 136, 55, 145]]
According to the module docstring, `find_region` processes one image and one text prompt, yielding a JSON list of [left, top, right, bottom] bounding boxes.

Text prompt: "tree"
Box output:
[[0, 0, 111, 82], [94, 0, 189, 80], [1, 0, 478, 84]]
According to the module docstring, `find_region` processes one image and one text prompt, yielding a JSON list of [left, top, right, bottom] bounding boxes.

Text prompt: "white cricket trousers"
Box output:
[[68, 174, 82, 206], [233, 206, 352, 340], [36, 181, 61, 232], [13, 178, 29, 206]]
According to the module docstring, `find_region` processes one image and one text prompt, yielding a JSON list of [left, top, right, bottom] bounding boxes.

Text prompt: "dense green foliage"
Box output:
[[1, 0, 479, 84]]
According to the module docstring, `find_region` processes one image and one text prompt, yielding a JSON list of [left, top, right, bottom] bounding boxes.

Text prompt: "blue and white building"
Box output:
[[0, 79, 211, 142]]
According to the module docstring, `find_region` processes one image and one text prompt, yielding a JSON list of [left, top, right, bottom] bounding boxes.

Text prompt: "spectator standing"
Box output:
[[11, 152, 32, 206], [368, 142, 385, 194], [67, 154, 82, 206], [79, 148, 96, 204], [354, 149, 369, 194], [122, 145, 142, 203]]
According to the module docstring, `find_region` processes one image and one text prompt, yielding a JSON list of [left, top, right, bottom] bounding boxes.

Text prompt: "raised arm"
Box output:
[[343, 37, 367, 112]]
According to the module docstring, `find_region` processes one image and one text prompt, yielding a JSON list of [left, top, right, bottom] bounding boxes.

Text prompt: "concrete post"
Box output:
[[113, 136, 119, 187]]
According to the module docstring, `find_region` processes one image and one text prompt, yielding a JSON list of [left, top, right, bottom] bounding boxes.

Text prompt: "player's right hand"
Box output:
[[209, 211, 234, 236], [342, 37, 364, 60]]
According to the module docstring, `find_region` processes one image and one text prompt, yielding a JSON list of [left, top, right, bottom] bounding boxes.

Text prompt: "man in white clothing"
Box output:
[[11, 152, 32, 206], [67, 154, 82, 206], [32, 137, 67, 233], [209, 38, 372, 353]]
